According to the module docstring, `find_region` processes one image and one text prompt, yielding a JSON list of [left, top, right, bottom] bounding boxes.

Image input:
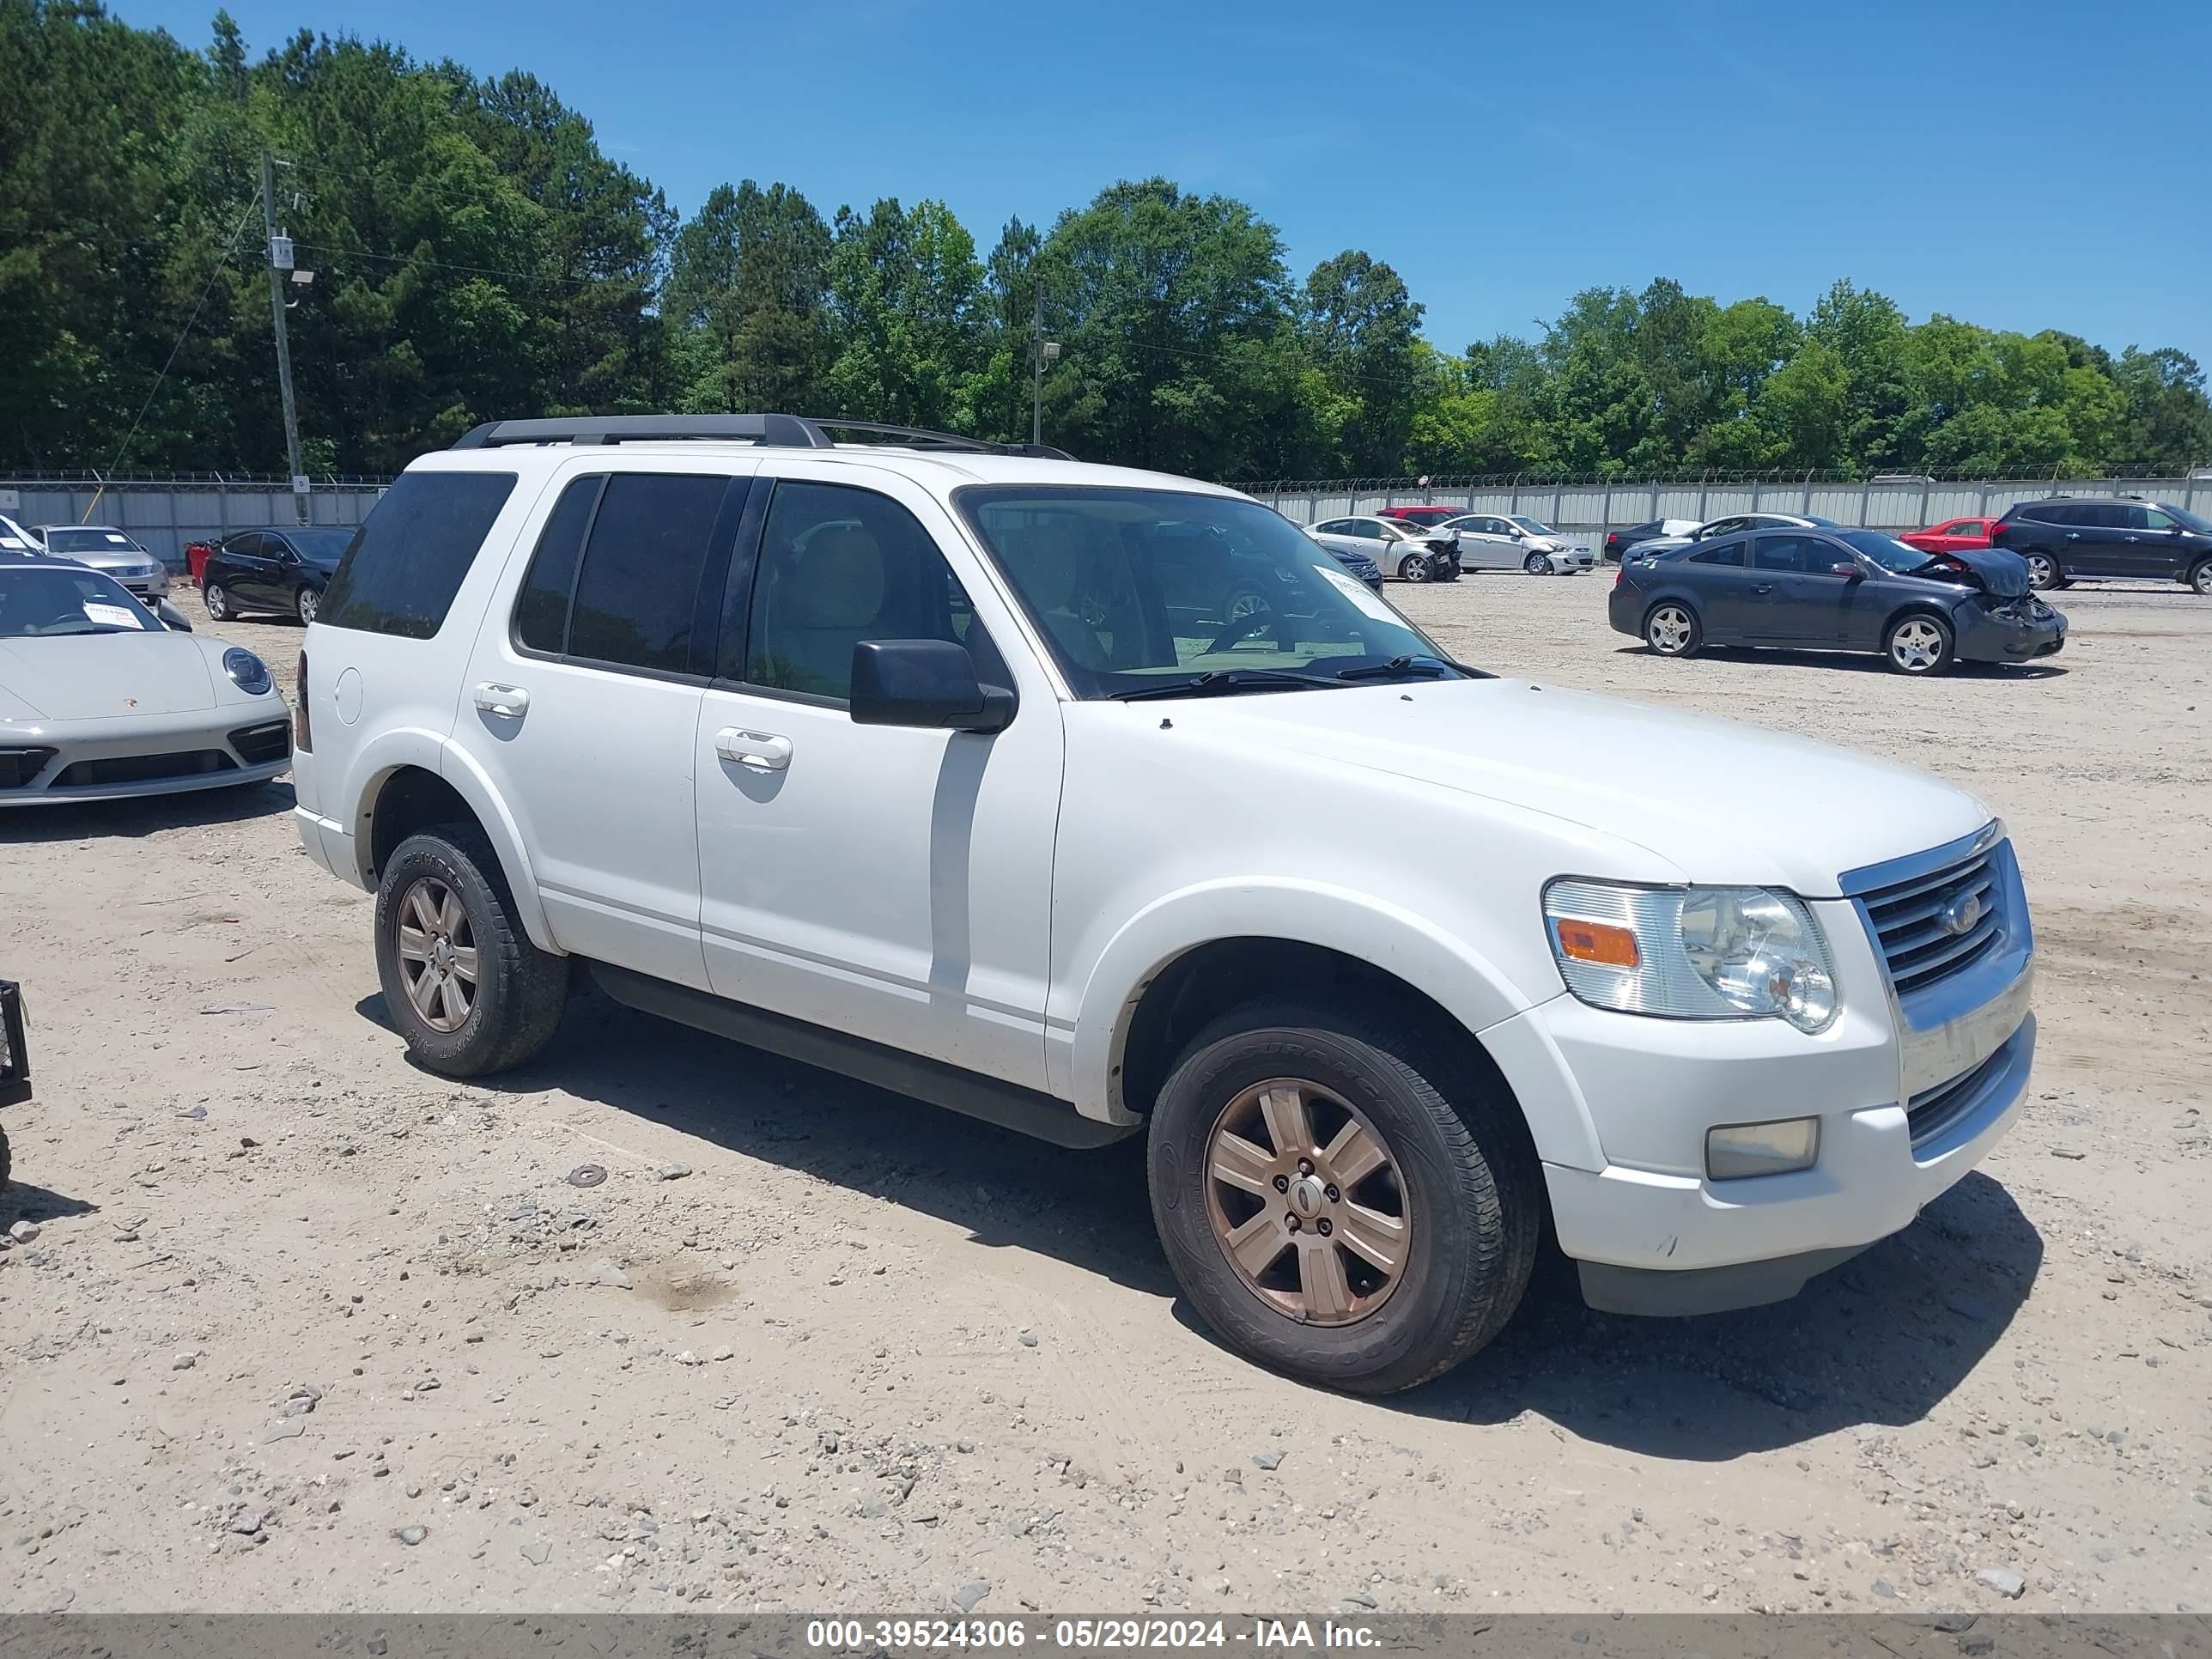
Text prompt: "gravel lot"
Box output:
[[2, 573, 2206, 1617]]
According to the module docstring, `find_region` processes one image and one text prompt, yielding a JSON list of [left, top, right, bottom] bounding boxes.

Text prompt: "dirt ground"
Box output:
[[2, 573, 2206, 1618]]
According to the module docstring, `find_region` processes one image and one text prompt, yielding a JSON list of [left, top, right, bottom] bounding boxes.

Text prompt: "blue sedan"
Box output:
[[1608, 526, 2066, 675]]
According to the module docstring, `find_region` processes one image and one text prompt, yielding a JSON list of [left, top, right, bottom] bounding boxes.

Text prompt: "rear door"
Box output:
[[2066, 502, 2131, 576], [455, 461, 755, 992], [222, 532, 279, 605]]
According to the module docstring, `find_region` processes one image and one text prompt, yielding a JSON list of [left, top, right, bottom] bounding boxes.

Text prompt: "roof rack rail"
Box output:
[[449, 413, 1074, 461], [451, 415, 835, 450]]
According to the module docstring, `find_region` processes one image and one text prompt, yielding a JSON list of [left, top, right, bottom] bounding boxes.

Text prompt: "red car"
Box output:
[[1376, 505, 1464, 527], [1898, 516, 1996, 555], [184, 538, 218, 588]]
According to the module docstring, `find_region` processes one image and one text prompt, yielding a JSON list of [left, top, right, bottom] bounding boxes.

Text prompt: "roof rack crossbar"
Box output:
[[451, 415, 836, 450]]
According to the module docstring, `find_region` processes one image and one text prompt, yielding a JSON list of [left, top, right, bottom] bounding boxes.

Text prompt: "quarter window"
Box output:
[[1686, 540, 1746, 567], [319, 470, 517, 640], [564, 474, 732, 674], [744, 482, 991, 703]]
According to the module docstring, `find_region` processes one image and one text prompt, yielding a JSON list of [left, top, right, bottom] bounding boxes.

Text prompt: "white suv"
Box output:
[[291, 415, 2036, 1394]]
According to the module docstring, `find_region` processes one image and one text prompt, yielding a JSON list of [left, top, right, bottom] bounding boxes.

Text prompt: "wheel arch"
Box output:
[[1069, 885, 1602, 1170], [348, 739, 557, 953]]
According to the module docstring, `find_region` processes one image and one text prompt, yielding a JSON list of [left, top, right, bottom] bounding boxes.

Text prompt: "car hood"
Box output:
[[1913, 546, 2030, 597], [0, 633, 216, 720], [1154, 678, 1989, 896]]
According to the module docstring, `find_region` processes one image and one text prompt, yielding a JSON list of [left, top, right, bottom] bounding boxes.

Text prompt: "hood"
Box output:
[[0, 632, 216, 720], [1912, 546, 2030, 598], [1150, 679, 1989, 897]]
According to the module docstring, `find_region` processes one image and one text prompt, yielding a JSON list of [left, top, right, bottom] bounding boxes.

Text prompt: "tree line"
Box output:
[[7, 1, 2209, 483]]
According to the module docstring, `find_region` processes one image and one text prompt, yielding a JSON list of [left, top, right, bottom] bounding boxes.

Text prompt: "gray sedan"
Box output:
[[33, 525, 172, 603], [1435, 514, 1595, 574]]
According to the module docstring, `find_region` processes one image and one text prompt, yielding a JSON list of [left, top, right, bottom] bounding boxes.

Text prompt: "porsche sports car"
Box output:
[[0, 555, 293, 806]]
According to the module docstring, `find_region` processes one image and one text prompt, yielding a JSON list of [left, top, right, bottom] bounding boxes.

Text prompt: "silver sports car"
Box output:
[[0, 555, 292, 806]]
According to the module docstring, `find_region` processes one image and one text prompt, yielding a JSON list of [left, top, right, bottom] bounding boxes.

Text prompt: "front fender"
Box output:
[[336, 726, 558, 954], [1063, 878, 1603, 1165]]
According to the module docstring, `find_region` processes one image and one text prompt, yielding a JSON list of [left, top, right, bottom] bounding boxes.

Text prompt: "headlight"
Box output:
[[222, 647, 273, 696], [1543, 878, 1838, 1033]]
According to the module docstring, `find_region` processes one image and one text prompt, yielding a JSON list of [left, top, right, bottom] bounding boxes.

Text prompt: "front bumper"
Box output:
[[1955, 604, 2065, 664], [0, 706, 290, 807], [1485, 842, 2035, 1316]]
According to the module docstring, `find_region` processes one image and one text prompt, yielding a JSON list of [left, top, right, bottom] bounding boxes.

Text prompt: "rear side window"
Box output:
[[513, 477, 604, 653], [2077, 503, 2129, 529], [319, 471, 516, 639], [565, 475, 733, 674]]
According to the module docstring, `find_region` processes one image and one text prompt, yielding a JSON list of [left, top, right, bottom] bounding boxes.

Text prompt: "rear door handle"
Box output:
[[716, 727, 792, 771], [2064, 532, 2080, 540], [473, 682, 530, 718], [1752, 583, 1774, 594]]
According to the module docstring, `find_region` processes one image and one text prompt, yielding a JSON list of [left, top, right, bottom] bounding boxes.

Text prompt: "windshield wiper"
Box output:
[[1109, 669, 1345, 702], [1334, 655, 1461, 682]]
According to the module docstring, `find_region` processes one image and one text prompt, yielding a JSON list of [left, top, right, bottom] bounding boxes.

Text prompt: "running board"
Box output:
[[584, 962, 1135, 1151]]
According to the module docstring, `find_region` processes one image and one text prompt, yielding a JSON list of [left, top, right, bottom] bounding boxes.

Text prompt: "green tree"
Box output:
[[1299, 251, 1424, 475], [665, 180, 832, 415]]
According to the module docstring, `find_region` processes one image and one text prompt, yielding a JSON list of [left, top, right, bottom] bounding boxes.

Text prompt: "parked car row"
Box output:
[[0, 515, 370, 623], [1303, 510, 1597, 579]]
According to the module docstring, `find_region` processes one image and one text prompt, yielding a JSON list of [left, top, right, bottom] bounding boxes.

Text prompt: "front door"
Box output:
[[456, 462, 754, 993], [1459, 517, 1520, 570], [2125, 505, 2187, 577], [692, 466, 1063, 1091], [1743, 534, 1850, 643]]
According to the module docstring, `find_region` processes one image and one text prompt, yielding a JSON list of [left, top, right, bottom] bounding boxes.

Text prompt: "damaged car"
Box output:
[[1609, 526, 2064, 675]]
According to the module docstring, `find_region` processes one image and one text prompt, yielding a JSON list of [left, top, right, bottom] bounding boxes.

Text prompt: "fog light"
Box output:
[[1705, 1117, 1820, 1181]]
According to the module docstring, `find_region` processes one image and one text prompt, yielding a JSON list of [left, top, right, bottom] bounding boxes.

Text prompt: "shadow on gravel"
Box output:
[[0, 778, 293, 843], [0, 1180, 97, 1227], [1615, 644, 2068, 679], [1412, 1170, 2043, 1457], [369, 983, 1176, 1301], [362, 983, 2042, 1455]]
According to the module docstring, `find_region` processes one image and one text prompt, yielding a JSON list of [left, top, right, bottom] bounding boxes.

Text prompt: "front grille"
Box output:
[[52, 750, 236, 788], [1861, 842, 2003, 997], [228, 720, 293, 766], [0, 747, 58, 789], [1907, 1037, 2012, 1146]]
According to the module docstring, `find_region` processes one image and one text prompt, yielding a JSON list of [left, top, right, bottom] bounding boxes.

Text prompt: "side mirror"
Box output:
[[1829, 562, 1863, 580], [278, 548, 301, 565], [850, 640, 1013, 734], [155, 599, 194, 631], [1508, 527, 1524, 539]]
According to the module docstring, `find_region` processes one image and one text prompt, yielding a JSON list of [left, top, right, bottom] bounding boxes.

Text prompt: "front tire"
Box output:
[[2190, 558, 2212, 597], [203, 581, 233, 621], [1522, 551, 1553, 576], [1644, 602, 1700, 657], [375, 825, 569, 1077], [1147, 998, 1540, 1395], [1397, 553, 1430, 583], [1885, 612, 1954, 675]]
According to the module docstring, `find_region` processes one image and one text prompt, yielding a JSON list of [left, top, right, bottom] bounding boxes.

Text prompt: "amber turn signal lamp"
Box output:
[[1553, 917, 1639, 969]]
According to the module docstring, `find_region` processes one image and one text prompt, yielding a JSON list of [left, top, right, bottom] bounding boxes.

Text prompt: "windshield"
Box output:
[[957, 487, 1465, 699], [0, 566, 160, 635], [1839, 530, 1935, 574], [1507, 516, 1554, 535], [41, 527, 146, 556], [288, 528, 361, 562]]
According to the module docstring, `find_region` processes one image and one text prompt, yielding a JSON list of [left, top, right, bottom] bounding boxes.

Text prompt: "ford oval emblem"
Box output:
[[1940, 890, 1984, 937]]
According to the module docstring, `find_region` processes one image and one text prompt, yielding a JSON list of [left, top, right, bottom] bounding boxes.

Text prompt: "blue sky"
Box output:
[[124, 0, 2212, 368]]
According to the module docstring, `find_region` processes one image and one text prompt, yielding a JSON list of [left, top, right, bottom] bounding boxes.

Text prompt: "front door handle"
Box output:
[[473, 682, 530, 718], [1752, 583, 1774, 595], [2064, 532, 2080, 540], [716, 727, 792, 771]]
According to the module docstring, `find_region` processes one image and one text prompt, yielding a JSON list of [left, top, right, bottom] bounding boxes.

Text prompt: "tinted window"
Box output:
[[514, 477, 604, 653], [1686, 540, 1745, 567], [320, 471, 516, 640], [745, 482, 987, 702], [2083, 503, 2132, 529], [1313, 520, 1352, 536], [2026, 502, 2077, 525], [565, 474, 729, 674], [224, 532, 269, 558], [2134, 506, 2174, 530], [1753, 535, 1828, 574]]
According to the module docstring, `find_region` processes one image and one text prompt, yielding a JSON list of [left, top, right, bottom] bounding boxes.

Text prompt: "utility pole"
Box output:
[[260, 151, 307, 526]]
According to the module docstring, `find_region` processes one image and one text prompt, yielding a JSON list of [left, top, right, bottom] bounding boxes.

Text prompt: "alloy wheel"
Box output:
[[1203, 1078, 1413, 1327], [1399, 554, 1429, 583], [204, 583, 229, 620], [1647, 605, 1693, 654], [1524, 552, 1553, 576], [394, 877, 478, 1033], [1890, 617, 1947, 672], [2192, 562, 2212, 597], [2025, 554, 2057, 589], [296, 586, 319, 625]]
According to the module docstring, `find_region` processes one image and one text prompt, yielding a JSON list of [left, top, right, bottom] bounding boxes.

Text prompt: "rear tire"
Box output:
[[1146, 996, 1540, 1395], [375, 824, 569, 1077], [2190, 558, 2212, 597], [2023, 552, 2060, 591], [1885, 612, 1954, 675], [1644, 602, 1700, 658], [203, 582, 233, 621], [295, 585, 319, 626], [0, 1122, 11, 1193]]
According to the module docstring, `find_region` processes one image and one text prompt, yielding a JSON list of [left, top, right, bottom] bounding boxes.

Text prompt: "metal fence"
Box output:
[[0, 477, 388, 569], [1234, 472, 2212, 543]]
